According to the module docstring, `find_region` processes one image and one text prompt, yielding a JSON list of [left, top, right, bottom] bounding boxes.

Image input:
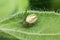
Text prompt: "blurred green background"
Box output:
[[30, 0, 60, 11]]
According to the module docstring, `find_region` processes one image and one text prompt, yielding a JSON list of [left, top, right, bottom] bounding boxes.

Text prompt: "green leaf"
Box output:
[[16, 0, 29, 11], [0, 11, 60, 40], [0, 0, 29, 22], [0, 31, 19, 40], [0, 0, 16, 21]]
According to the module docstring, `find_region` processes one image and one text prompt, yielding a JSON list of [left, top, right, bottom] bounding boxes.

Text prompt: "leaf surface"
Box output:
[[0, 11, 60, 40]]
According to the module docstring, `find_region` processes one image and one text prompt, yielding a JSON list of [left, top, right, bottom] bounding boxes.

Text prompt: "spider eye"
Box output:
[[26, 14, 37, 24]]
